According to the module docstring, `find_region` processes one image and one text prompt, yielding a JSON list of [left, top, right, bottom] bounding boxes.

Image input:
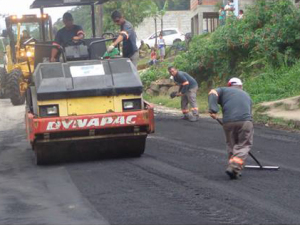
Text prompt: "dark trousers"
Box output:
[[223, 121, 254, 171], [181, 87, 198, 115]]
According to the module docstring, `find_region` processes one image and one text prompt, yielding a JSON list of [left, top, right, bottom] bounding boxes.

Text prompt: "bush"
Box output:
[[244, 60, 300, 103], [174, 0, 300, 87], [140, 63, 170, 89]]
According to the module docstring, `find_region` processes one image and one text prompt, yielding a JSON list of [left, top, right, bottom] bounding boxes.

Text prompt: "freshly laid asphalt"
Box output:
[[1, 99, 300, 224]]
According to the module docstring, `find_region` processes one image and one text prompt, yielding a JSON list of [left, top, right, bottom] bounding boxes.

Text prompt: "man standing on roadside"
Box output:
[[168, 66, 199, 122], [208, 78, 254, 179], [107, 11, 139, 67]]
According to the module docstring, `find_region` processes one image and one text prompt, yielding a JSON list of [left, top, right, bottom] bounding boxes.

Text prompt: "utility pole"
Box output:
[[95, 4, 104, 37]]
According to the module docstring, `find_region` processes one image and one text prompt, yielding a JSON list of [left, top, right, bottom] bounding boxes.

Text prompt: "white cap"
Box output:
[[228, 77, 243, 86]]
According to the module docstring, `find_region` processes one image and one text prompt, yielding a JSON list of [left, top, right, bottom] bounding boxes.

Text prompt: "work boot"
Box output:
[[225, 166, 241, 180], [188, 114, 199, 122], [181, 114, 189, 120]]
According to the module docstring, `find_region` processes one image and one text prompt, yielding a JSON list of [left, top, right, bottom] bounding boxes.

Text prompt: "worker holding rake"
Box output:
[[208, 78, 254, 179]]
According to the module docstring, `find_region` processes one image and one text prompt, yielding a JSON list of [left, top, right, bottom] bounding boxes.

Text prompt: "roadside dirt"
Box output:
[[154, 95, 300, 132], [258, 96, 300, 121]]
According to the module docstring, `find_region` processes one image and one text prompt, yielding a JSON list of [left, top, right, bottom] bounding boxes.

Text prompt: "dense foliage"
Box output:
[[140, 63, 170, 89], [53, 0, 190, 37], [154, 0, 190, 11], [244, 61, 300, 103], [174, 0, 300, 87]]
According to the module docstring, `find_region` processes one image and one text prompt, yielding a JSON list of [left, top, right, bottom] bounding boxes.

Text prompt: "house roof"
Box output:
[[30, 0, 111, 8]]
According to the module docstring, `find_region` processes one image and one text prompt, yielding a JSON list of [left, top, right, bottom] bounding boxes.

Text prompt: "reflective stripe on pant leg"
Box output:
[[229, 156, 244, 172], [229, 156, 244, 165], [187, 87, 198, 115]]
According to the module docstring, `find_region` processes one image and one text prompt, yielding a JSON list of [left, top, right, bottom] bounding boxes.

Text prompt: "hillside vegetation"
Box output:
[[141, 0, 300, 104]]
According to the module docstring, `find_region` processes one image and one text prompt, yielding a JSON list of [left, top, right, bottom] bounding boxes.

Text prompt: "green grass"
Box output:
[[244, 61, 300, 104], [138, 56, 150, 66], [144, 92, 300, 131], [253, 113, 300, 130]]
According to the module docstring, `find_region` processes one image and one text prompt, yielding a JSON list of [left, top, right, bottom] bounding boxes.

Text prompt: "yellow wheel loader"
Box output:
[[0, 14, 52, 105]]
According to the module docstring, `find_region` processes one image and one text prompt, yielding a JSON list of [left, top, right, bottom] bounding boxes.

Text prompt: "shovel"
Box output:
[[215, 118, 280, 170]]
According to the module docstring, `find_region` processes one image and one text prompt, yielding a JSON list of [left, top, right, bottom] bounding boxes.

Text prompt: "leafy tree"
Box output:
[[174, 0, 300, 86], [54, 0, 155, 37], [102, 0, 154, 33], [154, 0, 190, 11], [54, 6, 94, 37]]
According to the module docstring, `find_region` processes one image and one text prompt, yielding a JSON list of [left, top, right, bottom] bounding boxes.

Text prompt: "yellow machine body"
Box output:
[[37, 94, 143, 117], [2, 14, 52, 105]]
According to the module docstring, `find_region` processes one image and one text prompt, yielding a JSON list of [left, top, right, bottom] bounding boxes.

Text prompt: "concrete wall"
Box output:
[[191, 5, 218, 35], [190, 0, 257, 35], [135, 11, 192, 40]]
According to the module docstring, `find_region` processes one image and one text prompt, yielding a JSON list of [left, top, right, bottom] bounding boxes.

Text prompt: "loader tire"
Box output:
[[0, 67, 7, 99], [8, 69, 25, 106]]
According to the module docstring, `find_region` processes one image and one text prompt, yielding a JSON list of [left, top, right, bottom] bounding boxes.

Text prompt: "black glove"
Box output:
[[170, 92, 178, 99]]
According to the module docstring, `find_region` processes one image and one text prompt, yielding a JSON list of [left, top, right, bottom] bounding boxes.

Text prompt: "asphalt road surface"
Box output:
[[1, 99, 300, 225]]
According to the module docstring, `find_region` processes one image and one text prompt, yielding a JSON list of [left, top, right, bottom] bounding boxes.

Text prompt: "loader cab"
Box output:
[[5, 14, 53, 65]]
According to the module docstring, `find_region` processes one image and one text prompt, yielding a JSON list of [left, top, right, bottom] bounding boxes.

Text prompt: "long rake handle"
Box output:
[[215, 118, 262, 168]]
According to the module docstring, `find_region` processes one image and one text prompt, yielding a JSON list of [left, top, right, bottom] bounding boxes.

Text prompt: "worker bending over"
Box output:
[[208, 78, 254, 179], [168, 66, 199, 122]]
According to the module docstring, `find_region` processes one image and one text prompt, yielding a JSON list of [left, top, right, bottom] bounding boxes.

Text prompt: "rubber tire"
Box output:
[[7, 69, 26, 106], [173, 39, 181, 45], [127, 136, 147, 157], [25, 87, 33, 113], [34, 144, 53, 166], [0, 67, 7, 99]]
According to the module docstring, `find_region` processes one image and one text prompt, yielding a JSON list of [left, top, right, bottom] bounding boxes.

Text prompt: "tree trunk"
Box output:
[[154, 17, 157, 48], [95, 4, 104, 37]]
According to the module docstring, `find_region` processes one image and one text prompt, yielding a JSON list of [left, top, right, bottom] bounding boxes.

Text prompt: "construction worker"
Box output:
[[50, 12, 85, 62], [20, 30, 31, 46], [168, 66, 199, 122], [108, 10, 139, 67], [208, 77, 253, 179]]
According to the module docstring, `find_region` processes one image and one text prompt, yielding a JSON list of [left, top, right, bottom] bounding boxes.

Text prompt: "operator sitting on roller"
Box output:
[[208, 78, 254, 180], [50, 12, 85, 62]]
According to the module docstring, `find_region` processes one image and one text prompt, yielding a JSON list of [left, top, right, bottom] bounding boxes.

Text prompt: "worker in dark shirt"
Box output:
[[108, 10, 139, 67], [208, 77, 253, 179], [168, 66, 199, 122], [50, 12, 85, 62]]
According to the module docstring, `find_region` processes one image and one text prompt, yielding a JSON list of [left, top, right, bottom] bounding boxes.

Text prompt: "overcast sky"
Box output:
[[0, 0, 73, 30]]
